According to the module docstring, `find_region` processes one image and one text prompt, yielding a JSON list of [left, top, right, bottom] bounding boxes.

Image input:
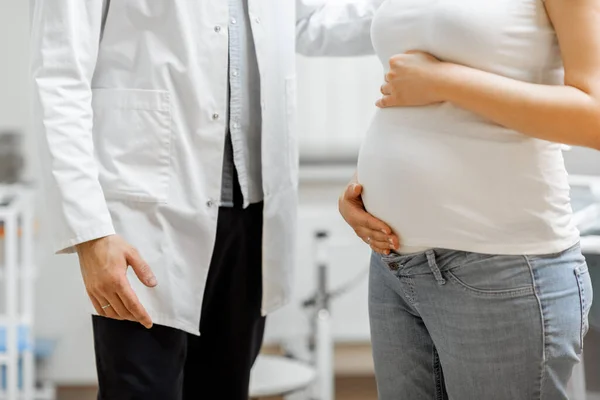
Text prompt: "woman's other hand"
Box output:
[[377, 50, 445, 108], [339, 179, 400, 255]]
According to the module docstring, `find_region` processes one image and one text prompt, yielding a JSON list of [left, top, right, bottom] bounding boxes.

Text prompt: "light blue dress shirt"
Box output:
[[221, 0, 263, 208]]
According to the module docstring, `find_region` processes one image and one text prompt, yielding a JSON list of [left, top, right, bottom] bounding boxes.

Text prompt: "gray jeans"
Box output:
[[369, 243, 593, 399]]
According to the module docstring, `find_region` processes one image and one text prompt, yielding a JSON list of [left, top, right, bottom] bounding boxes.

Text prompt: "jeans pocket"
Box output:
[[445, 254, 535, 298], [575, 263, 593, 354]]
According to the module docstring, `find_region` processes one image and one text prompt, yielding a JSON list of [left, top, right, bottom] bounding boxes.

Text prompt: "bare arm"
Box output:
[[31, 0, 116, 251], [31, 0, 155, 327], [379, 0, 600, 150]]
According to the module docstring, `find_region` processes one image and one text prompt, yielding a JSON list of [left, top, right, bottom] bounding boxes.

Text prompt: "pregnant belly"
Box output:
[[356, 108, 571, 251], [357, 114, 455, 248]]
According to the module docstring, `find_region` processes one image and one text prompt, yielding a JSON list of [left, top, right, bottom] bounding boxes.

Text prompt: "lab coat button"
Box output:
[[254, 17, 261, 24], [214, 26, 222, 33], [231, 18, 237, 25], [206, 199, 215, 208], [212, 113, 220, 120]]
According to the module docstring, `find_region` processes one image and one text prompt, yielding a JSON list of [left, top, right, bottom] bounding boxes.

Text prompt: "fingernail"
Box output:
[[388, 238, 394, 244], [389, 243, 396, 249], [381, 229, 389, 235], [147, 276, 157, 286]]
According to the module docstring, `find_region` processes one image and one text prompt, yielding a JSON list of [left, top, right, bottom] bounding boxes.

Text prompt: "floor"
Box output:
[[56, 377, 379, 400], [55, 330, 600, 400], [55, 381, 600, 400]]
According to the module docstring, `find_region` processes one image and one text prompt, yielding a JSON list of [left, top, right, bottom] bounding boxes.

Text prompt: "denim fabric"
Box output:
[[369, 243, 593, 399]]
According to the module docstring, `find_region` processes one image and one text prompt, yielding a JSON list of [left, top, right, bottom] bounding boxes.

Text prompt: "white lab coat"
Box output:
[[31, 0, 383, 335]]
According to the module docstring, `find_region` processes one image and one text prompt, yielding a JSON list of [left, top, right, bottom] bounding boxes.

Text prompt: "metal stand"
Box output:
[[313, 231, 334, 400], [299, 231, 335, 400]]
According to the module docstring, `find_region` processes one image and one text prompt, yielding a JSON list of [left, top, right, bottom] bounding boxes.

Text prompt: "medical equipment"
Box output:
[[0, 186, 55, 400], [0, 132, 25, 185], [250, 230, 368, 400]]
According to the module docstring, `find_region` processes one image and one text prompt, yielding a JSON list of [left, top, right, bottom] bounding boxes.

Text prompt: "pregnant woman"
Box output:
[[338, 0, 599, 398]]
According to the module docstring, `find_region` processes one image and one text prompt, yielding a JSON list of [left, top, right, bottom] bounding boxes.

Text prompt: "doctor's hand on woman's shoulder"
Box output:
[[339, 176, 400, 255], [76, 235, 157, 329]]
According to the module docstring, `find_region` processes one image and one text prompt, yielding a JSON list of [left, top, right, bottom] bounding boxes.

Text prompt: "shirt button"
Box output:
[[231, 18, 237, 25], [232, 69, 239, 77], [212, 113, 220, 120], [214, 26, 221, 33], [232, 122, 240, 130]]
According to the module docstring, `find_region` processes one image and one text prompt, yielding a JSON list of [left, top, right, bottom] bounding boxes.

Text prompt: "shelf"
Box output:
[[0, 185, 34, 223], [0, 268, 37, 280], [0, 317, 32, 326]]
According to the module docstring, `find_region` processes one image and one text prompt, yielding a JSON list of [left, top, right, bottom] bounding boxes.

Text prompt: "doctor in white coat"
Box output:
[[31, 0, 384, 398]]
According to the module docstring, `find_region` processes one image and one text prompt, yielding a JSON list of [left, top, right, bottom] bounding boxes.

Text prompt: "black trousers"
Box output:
[[93, 198, 266, 400]]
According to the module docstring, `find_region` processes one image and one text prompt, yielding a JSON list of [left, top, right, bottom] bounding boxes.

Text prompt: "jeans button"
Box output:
[[389, 261, 399, 271]]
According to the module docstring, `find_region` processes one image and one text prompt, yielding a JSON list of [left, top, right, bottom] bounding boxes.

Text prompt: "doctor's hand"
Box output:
[[377, 51, 445, 108], [339, 179, 400, 255], [76, 235, 156, 329]]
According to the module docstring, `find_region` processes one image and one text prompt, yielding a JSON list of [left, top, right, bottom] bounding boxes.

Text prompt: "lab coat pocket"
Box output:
[[285, 76, 299, 186], [92, 89, 172, 203]]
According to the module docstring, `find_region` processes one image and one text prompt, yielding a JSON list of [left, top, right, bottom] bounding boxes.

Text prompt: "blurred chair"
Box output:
[[249, 355, 316, 399]]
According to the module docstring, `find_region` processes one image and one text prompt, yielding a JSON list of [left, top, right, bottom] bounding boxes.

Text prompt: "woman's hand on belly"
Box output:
[[338, 176, 400, 255], [377, 50, 444, 108]]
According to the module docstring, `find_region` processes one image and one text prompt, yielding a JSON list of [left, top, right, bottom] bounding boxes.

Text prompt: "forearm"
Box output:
[[434, 63, 600, 149], [31, 0, 115, 253]]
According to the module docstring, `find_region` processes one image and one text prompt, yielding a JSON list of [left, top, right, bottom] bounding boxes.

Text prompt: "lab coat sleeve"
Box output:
[[31, 0, 115, 254], [296, 0, 386, 57]]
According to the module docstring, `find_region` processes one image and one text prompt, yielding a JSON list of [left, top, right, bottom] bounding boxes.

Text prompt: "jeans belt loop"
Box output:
[[426, 250, 446, 286]]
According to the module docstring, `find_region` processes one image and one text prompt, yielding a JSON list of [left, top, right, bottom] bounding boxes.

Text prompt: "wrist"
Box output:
[[430, 61, 461, 103], [75, 235, 112, 255]]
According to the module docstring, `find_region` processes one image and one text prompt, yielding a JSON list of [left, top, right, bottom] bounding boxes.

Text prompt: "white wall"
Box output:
[[565, 147, 600, 176], [0, 1, 29, 131], [0, 0, 29, 163], [296, 55, 382, 162]]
